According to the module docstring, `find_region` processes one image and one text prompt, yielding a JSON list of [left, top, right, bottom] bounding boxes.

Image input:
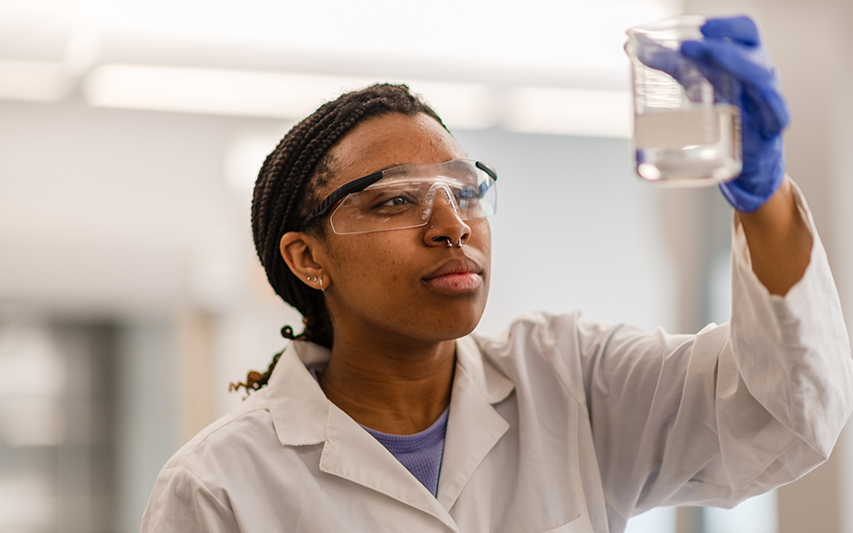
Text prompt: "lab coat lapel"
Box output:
[[271, 342, 458, 531], [267, 339, 513, 530], [320, 405, 460, 532], [267, 342, 330, 446], [437, 337, 515, 511]]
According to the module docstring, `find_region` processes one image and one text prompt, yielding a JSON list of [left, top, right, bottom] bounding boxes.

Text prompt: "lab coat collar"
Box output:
[[267, 338, 514, 446], [454, 336, 515, 404], [267, 340, 330, 446], [265, 338, 515, 528], [437, 336, 514, 510]]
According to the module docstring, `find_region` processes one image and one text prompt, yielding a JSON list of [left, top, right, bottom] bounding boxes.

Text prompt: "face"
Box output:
[[309, 113, 491, 347]]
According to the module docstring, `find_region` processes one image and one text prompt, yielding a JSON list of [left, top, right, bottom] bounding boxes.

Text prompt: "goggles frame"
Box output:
[[301, 159, 498, 230]]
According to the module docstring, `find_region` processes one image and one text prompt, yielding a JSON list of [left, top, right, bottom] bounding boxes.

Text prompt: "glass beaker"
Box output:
[[625, 16, 742, 186]]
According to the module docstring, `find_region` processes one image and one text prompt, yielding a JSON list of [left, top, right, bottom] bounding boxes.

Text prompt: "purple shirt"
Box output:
[[308, 366, 448, 496], [362, 407, 449, 496]]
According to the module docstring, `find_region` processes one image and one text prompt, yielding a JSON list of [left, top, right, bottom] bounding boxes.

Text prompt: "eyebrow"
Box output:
[[331, 162, 407, 188], [371, 162, 414, 174]]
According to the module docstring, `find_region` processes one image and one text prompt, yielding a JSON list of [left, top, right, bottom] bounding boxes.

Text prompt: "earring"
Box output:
[[307, 275, 318, 282], [319, 276, 325, 293]]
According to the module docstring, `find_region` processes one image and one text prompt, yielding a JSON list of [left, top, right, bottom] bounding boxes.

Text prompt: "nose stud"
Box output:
[[434, 236, 463, 248]]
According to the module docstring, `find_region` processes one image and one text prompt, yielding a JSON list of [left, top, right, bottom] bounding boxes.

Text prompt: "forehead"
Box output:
[[323, 113, 466, 193]]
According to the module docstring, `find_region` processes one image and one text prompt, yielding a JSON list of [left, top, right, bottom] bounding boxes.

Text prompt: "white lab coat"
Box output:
[[142, 185, 853, 533]]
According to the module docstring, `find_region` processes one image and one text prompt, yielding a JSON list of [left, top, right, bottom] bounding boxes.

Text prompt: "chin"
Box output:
[[426, 306, 486, 341]]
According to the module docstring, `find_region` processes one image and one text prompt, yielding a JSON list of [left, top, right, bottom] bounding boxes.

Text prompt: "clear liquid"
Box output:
[[633, 105, 742, 186]]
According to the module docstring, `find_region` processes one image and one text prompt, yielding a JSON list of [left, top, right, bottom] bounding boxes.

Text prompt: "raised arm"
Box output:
[[676, 16, 814, 295]]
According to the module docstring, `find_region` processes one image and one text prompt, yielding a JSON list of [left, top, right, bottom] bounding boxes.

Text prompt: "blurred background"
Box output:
[[0, 0, 851, 532]]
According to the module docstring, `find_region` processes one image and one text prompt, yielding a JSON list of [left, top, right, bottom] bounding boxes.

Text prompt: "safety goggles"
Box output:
[[302, 159, 498, 235]]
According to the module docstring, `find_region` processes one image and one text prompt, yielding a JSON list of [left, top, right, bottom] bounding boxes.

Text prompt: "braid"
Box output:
[[232, 83, 446, 394]]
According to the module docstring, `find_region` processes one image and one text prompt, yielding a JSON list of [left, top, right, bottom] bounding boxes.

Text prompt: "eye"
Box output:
[[369, 191, 419, 213], [380, 196, 411, 207]]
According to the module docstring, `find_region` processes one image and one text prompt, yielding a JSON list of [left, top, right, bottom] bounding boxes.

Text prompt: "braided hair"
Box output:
[[230, 83, 447, 394]]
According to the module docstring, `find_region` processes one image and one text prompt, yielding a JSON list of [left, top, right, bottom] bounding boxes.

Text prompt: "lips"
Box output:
[[423, 257, 482, 280], [422, 257, 483, 292]]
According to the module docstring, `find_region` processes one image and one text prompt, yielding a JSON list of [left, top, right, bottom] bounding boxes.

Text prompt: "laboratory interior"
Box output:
[[1, 0, 852, 532]]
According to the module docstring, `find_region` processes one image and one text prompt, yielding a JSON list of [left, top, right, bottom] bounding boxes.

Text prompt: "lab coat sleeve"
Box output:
[[576, 182, 853, 518], [140, 465, 239, 533]]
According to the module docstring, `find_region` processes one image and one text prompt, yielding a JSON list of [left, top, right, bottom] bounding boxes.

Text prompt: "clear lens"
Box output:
[[329, 160, 496, 235]]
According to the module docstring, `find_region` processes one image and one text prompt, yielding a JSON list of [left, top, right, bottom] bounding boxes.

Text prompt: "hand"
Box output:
[[679, 16, 790, 212]]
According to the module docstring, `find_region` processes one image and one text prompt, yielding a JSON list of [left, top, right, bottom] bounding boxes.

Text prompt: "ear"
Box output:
[[279, 231, 329, 291]]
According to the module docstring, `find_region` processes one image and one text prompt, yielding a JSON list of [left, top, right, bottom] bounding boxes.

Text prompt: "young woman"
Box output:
[[142, 16, 852, 533]]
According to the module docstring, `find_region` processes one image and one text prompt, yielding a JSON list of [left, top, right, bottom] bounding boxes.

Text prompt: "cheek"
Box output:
[[479, 220, 492, 245], [471, 219, 492, 256], [327, 235, 413, 291]]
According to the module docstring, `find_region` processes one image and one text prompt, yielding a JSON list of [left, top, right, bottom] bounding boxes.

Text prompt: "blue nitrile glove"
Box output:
[[634, 16, 789, 212], [680, 16, 790, 212], [633, 32, 711, 105]]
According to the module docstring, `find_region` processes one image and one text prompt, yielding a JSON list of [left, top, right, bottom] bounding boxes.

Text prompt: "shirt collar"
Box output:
[[265, 337, 515, 447]]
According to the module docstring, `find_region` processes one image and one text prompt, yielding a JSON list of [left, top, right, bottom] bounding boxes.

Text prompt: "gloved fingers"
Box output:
[[633, 34, 710, 102], [742, 83, 791, 137], [701, 16, 761, 46], [633, 34, 684, 79], [680, 38, 776, 85], [691, 62, 741, 105]]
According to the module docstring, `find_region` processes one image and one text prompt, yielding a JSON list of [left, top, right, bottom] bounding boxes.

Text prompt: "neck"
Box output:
[[319, 334, 456, 435]]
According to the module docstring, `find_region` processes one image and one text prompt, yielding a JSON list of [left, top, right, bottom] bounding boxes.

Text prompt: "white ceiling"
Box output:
[[0, 0, 682, 134]]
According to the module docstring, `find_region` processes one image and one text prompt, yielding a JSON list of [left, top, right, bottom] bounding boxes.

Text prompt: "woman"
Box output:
[[142, 16, 852, 533]]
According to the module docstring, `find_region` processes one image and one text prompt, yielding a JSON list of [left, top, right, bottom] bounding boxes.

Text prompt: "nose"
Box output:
[[424, 186, 471, 247]]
